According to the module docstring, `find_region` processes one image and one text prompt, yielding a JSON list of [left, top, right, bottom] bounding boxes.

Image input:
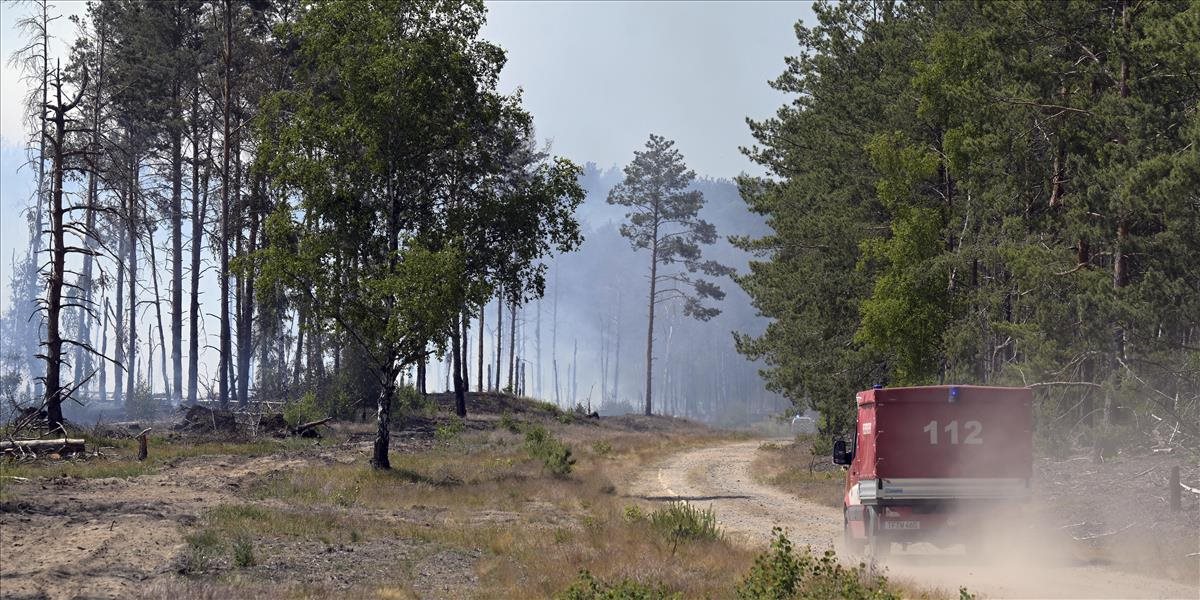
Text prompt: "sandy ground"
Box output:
[[0, 453, 313, 600], [629, 439, 1200, 600]]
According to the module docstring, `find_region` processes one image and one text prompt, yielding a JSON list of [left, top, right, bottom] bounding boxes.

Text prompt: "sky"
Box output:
[[0, 0, 815, 400]]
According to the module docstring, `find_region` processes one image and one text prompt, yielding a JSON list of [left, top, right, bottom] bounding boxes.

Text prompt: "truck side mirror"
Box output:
[[832, 439, 852, 465]]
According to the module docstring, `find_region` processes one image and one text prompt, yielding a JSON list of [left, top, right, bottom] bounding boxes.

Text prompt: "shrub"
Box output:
[[558, 570, 681, 600], [232, 536, 255, 567], [283, 391, 324, 428], [182, 529, 221, 574], [126, 381, 158, 420], [435, 416, 466, 442], [499, 411, 521, 433], [394, 384, 431, 417], [592, 440, 613, 457], [623, 505, 646, 523], [736, 527, 898, 600], [533, 399, 562, 415], [649, 502, 721, 546], [524, 424, 575, 476]]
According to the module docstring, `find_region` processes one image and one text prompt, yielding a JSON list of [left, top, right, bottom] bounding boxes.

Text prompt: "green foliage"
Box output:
[[435, 416, 466, 442], [125, 382, 157, 421], [558, 570, 680, 600], [807, 435, 833, 458], [735, 0, 1200, 440], [623, 505, 646, 523], [283, 391, 324, 428], [498, 411, 521, 433], [736, 528, 897, 600], [231, 536, 255, 568], [591, 440, 613, 457], [182, 529, 221, 574], [648, 502, 721, 544], [523, 424, 575, 476]]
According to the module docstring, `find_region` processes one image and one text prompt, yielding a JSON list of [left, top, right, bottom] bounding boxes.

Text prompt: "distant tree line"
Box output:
[[735, 0, 1199, 446], [2, 0, 584, 470]]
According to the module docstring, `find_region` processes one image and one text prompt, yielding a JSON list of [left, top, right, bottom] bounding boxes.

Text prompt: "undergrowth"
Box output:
[[524, 424, 575, 476]]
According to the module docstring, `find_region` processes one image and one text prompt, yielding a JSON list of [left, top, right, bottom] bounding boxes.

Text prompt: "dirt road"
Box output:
[[630, 439, 1199, 599]]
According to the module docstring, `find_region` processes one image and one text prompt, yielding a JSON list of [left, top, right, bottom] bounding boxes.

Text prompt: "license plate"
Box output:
[[883, 520, 920, 530]]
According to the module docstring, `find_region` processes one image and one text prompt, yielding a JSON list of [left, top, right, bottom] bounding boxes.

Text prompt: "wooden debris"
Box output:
[[0, 438, 86, 455], [136, 427, 152, 461], [291, 417, 332, 438]]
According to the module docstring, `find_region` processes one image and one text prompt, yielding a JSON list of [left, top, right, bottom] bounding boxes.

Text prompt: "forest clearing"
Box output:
[[2, 0, 1199, 597]]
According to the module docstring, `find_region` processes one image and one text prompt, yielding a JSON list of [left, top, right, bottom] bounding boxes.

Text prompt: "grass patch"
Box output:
[[435, 416, 466, 442], [524, 424, 576, 477], [647, 501, 721, 545], [736, 527, 899, 600], [752, 435, 844, 508], [0, 434, 326, 485], [559, 570, 681, 599], [232, 536, 256, 567]]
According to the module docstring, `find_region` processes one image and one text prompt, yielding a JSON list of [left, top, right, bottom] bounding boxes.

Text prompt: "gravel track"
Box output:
[[630, 439, 1199, 599]]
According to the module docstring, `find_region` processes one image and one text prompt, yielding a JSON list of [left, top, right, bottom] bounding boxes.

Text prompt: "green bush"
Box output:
[[232, 536, 255, 567], [592, 440, 613, 456], [394, 384, 432, 417], [736, 528, 897, 600], [623, 505, 646, 523], [283, 391, 324, 428], [499, 411, 521, 433], [126, 382, 157, 420], [649, 501, 721, 545], [524, 424, 576, 476], [558, 570, 681, 600], [182, 529, 221, 574], [436, 416, 466, 442]]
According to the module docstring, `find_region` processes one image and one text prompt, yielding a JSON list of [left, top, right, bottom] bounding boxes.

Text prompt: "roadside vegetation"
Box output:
[[751, 435, 844, 509]]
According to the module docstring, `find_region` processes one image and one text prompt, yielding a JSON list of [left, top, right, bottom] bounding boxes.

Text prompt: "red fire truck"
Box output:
[[833, 385, 1034, 556]]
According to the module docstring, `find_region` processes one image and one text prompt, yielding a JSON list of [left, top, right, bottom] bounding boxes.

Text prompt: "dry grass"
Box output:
[[0, 433, 329, 492], [751, 436, 845, 508], [235, 423, 759, 597], [2, 397, 913, 598]]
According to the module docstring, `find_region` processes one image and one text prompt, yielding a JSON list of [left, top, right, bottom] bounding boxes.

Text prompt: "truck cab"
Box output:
[[834, 385, 1033, 556]]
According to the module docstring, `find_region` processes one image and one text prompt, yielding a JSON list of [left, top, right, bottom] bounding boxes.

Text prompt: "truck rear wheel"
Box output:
[[842, 513, 865, 556]]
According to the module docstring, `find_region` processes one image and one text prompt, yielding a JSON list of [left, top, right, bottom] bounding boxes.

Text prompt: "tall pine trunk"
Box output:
[[507, 302, 516, 391], [42, 68, 70, 428], [187, 87, 210, 405], [126, 159, 139, 414], [218, 0, 234, 409], [114, 235, 126, 407], [494, 290, 502, 392], [643, 226, 658, 416], [476, 308, 484, 393], [452, 313, 466, 417], [170, 79, 183, 406], [146, 218, 170, 399]]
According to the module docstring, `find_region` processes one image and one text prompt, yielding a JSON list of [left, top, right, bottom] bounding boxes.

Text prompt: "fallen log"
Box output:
[[291, 417, 332, 438], [0, 438, 86, 454]]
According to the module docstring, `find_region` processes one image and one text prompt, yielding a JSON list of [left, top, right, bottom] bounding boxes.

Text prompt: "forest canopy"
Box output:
[[734, 0, 1200, 443]]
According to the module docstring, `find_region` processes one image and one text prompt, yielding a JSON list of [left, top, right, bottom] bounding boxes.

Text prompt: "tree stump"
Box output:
[[136, 427, 152, 461]]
